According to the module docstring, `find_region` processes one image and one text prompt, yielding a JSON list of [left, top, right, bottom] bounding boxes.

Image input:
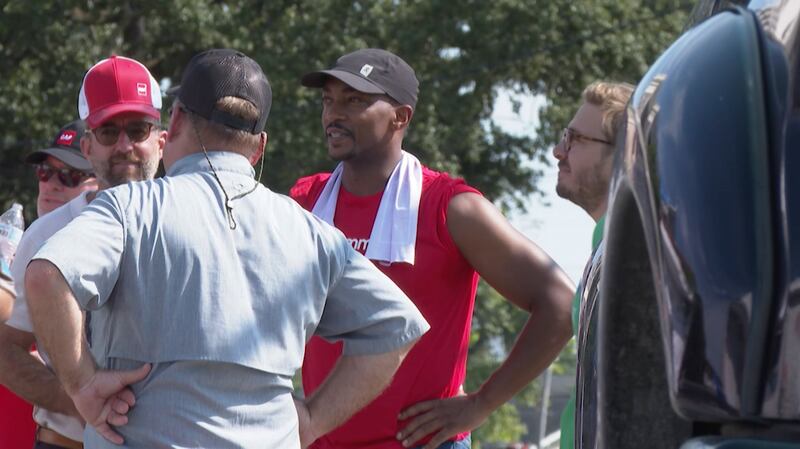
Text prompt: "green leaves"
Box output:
[[1, 0, 688, 214]]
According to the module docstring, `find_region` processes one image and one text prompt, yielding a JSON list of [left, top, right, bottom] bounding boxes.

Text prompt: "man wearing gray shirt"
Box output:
[[25, 49, 429, 449]]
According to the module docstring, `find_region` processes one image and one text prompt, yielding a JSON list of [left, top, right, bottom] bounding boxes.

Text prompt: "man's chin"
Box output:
[[112, 166, 143, 180], [328, 147, 353, 162], [108, 174, 146, 186], [555, 184, 573, 201], [38, 202, 63, 216]]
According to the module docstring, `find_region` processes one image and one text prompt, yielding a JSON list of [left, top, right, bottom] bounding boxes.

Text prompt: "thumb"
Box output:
[[116, 363, 151, 386]]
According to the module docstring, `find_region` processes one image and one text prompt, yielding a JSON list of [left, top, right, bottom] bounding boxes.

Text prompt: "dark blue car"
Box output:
[[576, 1, 800, 448]]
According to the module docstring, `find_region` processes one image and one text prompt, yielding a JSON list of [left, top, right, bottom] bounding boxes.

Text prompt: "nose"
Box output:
[[113, 130, 135, 153], [323, 101, 346, 127], [552, 139, 567, 161]]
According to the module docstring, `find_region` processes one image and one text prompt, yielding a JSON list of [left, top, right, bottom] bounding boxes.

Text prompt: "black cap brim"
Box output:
[[25, 148, 93, 172], [301, 69, 386, 95], [166, 85, 180, 96]]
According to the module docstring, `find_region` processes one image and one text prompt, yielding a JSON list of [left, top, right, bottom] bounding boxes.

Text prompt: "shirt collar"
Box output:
[[591, 215, 606, 252], [166, 151, 255, 178]]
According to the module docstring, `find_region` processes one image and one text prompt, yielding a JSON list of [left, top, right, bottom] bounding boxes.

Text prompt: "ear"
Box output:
[[249, 132, 267, 166], [156, 128, 167, 159], [80, 135, 92, 158], [392, 105, 414, 130], [166, 106, 183, 143]]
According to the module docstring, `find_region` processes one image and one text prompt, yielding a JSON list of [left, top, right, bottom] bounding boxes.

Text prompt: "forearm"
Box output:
[[0, 287, 13, 322], [306, 342, 414, 437], [26, 260, 96, 394], [474, 241, 574, 410], [476, 298, 572, 410], [0, 337, 77, 415]]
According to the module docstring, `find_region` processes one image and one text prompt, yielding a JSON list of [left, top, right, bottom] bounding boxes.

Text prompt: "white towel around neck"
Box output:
[[311, 151, 422, 264]]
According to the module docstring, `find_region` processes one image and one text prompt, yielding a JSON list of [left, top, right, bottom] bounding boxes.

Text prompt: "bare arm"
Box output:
[[0, 286, 13, 322], [398, 192, 574, 448], [0, 324, 79, 416], [296, 341, 415, 448], [26, 260, 94, 394], [26, 259, 149, 445]]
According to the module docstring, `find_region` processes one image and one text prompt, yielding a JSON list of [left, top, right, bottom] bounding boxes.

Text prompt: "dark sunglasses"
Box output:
[[89, 121, 158, 146], [561, 128, 612, 153], [35, 164, 94, 188]]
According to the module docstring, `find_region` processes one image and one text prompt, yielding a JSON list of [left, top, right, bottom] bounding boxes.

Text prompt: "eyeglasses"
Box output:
[[560, 128, 612, 153], [89, 121, 157, 146], [35, 164, 94, 188]]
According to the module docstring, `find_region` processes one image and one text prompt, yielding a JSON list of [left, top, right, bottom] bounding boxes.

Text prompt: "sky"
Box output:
[[491, 90, 595, 284]]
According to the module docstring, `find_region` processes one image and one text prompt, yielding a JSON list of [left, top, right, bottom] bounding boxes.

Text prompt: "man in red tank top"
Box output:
[[291, 48, 574, 449]]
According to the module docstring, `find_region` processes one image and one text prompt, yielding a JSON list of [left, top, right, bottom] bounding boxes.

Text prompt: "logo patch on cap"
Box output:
[[360, 64, 374, 77], [137, 82, 148, 96], [56, 130, 77, 146]]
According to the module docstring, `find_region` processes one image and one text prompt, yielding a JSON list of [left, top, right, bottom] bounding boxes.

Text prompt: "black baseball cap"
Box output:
[[168, 49, 272, 134], [301, 48, 419, 109], [24, 120, 93, 172]]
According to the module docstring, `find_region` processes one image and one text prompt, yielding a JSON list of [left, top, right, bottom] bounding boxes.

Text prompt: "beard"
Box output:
[[556, 159, 612, 213], [329, 148, 355, 162], [95, 154, 159, 187]]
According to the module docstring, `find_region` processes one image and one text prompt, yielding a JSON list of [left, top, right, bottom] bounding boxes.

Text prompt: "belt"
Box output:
[[36, 426, 83, 449]]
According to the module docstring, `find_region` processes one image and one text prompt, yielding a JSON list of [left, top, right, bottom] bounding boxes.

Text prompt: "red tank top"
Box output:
[[0, 385, 35, 449], [290, 166, 480, 448]]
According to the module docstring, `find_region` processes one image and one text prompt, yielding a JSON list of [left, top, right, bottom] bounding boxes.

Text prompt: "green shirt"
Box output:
[[559, 216, 605, 449]]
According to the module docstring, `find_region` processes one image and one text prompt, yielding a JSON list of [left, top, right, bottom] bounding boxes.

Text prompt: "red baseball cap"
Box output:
[[78, 55, 162, 128]]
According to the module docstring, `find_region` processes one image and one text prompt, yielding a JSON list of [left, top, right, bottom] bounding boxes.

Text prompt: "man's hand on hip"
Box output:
[[294, 397, 320, 449], [69, 364, 151, 445], [397, 388, 489, 449]]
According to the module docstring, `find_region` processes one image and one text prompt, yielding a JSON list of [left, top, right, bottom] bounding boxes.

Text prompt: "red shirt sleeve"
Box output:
[[288, 173, 330, 211]]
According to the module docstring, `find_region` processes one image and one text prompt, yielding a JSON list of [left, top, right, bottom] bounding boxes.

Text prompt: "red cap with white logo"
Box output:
[[78, 55, 162, 128]]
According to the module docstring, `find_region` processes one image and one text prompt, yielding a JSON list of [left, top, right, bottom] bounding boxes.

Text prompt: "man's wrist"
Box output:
[[53, 390, 81, 416], [472, 385, 501, 415], [62, 365, 96, 397]]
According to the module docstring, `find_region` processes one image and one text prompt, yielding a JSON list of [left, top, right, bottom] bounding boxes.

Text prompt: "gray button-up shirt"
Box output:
[[35, 151, 429, 448]]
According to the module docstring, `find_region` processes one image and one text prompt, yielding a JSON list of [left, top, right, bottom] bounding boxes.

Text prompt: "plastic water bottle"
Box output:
[[0, 203, 25, 281]]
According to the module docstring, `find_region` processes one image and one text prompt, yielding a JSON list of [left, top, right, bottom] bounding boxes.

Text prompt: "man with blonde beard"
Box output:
[[552, 81, 634, 449]]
